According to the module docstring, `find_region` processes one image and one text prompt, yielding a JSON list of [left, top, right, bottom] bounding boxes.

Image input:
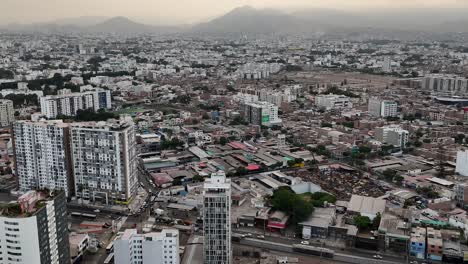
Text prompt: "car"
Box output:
[[256, 235, 265, 239], [93, 209, 101, 213], [301, 241, 310, 245], [373, 255, 383, 259], [245, 233, 252, 238]]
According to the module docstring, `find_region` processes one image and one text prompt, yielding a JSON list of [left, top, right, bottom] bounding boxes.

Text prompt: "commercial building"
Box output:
[[0, 190, 70, 264], [422, 74, 468, 96], [456, 150, 468, 177], [114, 229, 179, 264], [13, 120, 73, 197], [368, 97, 398, 118], [241, 101, 282, 127], [71, 116, 137, 204], [203, 170, 232, 264], [40, 89, 111, 118], [409, 227, 426, 260], [375, 125, 409, 149], [347, 195, 386, 220], [315, 94, 352, 110], [0, 99, 15, 127]]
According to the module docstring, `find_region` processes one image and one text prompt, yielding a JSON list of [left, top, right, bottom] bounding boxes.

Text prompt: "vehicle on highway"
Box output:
[[93, 209, 100, 213], [301, 241, 310, 245], [257, 235, 265, 239], [373, 255, 383, 259]]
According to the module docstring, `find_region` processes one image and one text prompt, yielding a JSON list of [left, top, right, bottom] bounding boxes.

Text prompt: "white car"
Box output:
[[301, 241, 310, 245], [93, 209, 100, 213], [373, 255, 383, 259], [257, 235, 265, 239]]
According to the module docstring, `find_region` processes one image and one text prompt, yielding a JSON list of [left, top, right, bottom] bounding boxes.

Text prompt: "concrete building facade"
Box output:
[[114, 229, 179, 264], [13, 120, 73, 197], [0, 99, 15, 127], [0, 191, 70, 264], [70, 116, 137, 204], [203, 171, 232, 264]]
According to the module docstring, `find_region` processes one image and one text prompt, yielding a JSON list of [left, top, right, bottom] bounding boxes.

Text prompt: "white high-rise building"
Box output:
[[382, 57, 391, 72], [456, 150, 468, 177], [0, 99, 14, 127], [421, 74, 468, 96], [114, 229, 179, 264], [203, 170, 232, 264], [368, 97, 398, 117], [375, 125, 409, 149], [13, 120, 73, 197], [40, 89, 111, 118], [242, 101, 282, 127], [70, 116, 137, 204], [0, 191, 70, 264]]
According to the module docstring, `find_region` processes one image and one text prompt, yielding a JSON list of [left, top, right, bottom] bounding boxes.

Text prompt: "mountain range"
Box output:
[[2, 6, 468, 34]]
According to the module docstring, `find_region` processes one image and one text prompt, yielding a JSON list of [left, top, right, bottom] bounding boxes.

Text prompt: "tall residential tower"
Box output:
[[203, 170, 231, 264]]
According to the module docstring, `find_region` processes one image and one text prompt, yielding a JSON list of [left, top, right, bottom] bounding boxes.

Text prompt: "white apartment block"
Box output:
[[40, 89, 111, 118], [315, 94, 352, 110], [242, 101, 282, 127], [70, 116, 137, 204], [114, 229, 179, 264], [203, 171, 232, 264], [13, 120, 73, 197], [368, 97, 398, 117], [456, 150, 468, 177], [422, 74, 468, 96], [0, 191, 70, 264], [375, 125, 409, 149], [0, 99, 14, 127]]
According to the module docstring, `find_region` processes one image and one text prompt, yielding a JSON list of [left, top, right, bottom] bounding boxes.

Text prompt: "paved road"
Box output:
[[233, 230, 405, 264]]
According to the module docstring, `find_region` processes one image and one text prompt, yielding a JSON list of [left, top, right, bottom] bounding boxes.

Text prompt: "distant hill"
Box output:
[[191, 6, 310, 34]]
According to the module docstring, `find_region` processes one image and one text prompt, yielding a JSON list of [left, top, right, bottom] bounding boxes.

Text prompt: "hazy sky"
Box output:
[[2, 0, 468, 25]]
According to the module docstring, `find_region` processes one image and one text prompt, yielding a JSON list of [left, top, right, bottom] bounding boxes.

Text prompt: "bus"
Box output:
[[81, 213, 97, 220], [292, 244, 334, 258], [70, 212, 97, 220], [71, 212, 82, 217], [103, 253, 114, 264]]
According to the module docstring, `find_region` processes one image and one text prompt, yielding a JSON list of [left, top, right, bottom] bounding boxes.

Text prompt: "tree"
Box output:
[[270, 187, 314, 224], [192, 175, 205, 182], [219, 137, 228, 146], [235, 167, 248, 176], [354, 215, 372, 230], [372, 213, 382, 229]]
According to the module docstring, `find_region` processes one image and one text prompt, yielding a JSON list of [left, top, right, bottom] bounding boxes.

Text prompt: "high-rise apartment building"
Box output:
[[456, 150, 468, 177], [13, 120, 73, 197], [70, 116, 137, 204], [0, 99, 15, 127], [114, 229, 179, 264], [421, 74, 468, 96], [40, 89, 111, 118], [241, 101, 282, 127], [0, 190, 70, 264], [203, 170, 232, 264], [368, 97, 398, 117], [375, 125, 409, 149]]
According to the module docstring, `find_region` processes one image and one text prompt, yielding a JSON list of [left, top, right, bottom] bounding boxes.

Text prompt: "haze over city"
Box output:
[[2, 0, 468, 264], [2, 0, 468, 25]]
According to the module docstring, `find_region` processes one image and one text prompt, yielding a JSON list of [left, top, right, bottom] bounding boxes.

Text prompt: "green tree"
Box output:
[[372, 213, 382, 229], [270, 187, 314, 224], [354, 215, 372, 230], [219, 137, 228, 146]]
